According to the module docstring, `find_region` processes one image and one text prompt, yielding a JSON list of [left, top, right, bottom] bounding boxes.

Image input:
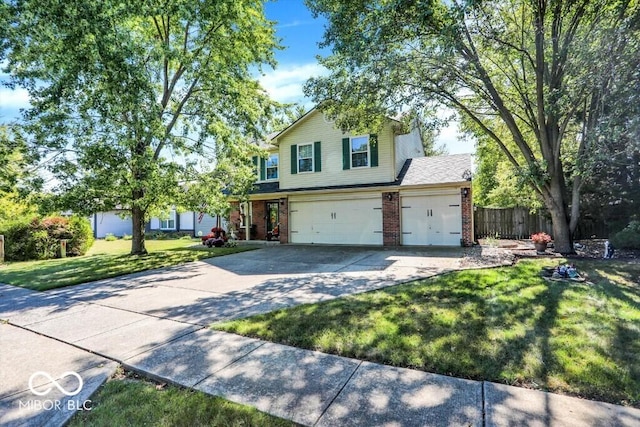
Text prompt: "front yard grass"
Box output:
[[213, 258, 640, 407], [69, 371, 295, 427], [0, 238, 256, 291]]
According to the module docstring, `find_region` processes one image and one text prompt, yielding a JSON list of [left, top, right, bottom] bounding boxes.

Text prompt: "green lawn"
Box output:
[[69, 372, 295, 427], [0, 238, 256, 291], [213, 259, 640, 407]]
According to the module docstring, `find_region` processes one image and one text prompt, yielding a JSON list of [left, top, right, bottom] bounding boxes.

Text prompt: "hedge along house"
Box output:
[[90, 209, 226, 238], [229, 107, 474, 246]]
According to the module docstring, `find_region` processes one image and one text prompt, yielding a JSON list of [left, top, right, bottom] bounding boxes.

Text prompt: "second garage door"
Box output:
[[290, 197, 383, 245], [401, 193, 462, 246]]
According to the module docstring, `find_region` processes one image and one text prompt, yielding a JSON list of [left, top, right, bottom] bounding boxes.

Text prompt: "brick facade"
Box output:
[[278, 197, 289, 244], [382, 192, 400, 246], [461, 187, 473, 246], [251, 201, 266, 240]]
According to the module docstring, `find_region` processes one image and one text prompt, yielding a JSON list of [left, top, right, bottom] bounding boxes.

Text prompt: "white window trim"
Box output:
[[297, 142, 314, 174], [160, 210, 177, 230], [265, 154, 279, 181], [350, 135, 370, 169]]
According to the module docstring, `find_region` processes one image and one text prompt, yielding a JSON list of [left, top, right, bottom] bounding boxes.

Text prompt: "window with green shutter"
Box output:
[[259, 157, 266, 181], [343, 135, 378, 169], [290, 145, 297, 174], [342, 138, 350, 170], [370, 134, 378, 167], [314, 141, 321, 172]]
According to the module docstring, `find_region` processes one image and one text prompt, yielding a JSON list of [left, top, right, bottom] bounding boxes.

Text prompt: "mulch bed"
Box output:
[[478, 238, 640, 261]]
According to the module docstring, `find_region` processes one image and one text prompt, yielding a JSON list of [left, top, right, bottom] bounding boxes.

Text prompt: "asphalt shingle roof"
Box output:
[[400, 154, 472, 186]]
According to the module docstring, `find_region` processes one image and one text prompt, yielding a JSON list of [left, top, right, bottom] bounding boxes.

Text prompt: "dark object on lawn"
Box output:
[[202, 227, 228, 247], [604, 240, 615, 259], [542, 263, 585, 282]]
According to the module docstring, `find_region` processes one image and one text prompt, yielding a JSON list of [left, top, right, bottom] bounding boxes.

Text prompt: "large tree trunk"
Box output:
[[544, 177, 575, 255], [131, 203, 147, 255]]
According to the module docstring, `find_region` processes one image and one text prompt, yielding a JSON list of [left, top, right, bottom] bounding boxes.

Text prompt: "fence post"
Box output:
[[0, 235, 4, 263]]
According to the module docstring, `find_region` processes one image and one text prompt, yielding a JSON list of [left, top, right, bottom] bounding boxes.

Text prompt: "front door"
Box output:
[[266, 202, 279, 240]]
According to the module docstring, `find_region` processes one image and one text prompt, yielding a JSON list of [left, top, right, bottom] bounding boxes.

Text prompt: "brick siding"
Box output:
[[278, 198, 289, 244], [382, 192, 400, 246], [461, 187, 473, 246]]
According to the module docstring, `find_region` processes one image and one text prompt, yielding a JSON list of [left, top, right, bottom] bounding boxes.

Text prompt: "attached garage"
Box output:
[[401, 192, 463, 246], [289, 195, 383, 245]]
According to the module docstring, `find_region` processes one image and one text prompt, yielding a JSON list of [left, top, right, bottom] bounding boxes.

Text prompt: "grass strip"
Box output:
[[213, 259, 640, 407], [0, 239, 256, 291], [69, 371, 296, 427]]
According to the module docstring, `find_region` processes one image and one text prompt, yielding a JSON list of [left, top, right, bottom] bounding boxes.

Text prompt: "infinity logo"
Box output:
[[28, 371, 83, 397]]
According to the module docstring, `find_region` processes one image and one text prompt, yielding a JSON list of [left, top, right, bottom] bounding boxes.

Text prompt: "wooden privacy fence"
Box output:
[[474, 207, 612, 240], [474, 207, 553, 239]]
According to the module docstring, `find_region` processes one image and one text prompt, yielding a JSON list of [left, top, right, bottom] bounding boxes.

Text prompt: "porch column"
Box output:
[[246, 201, 252, 241]]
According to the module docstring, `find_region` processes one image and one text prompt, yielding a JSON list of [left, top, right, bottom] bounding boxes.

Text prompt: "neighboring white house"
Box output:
[[90, 209, 226, 238]]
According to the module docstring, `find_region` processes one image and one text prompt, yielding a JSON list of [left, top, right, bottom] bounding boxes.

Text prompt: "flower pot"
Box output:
[[534, 242, 548, 253]]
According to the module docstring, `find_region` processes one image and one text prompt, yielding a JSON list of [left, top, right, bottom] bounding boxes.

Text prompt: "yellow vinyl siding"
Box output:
[[276, 111, 396, 189]]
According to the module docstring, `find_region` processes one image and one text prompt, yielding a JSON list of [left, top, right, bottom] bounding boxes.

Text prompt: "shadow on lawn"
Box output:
[[213, 261, 640, 409]]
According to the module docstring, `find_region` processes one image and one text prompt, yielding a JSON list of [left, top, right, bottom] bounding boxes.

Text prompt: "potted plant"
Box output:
[[531, 232, 552, 253]]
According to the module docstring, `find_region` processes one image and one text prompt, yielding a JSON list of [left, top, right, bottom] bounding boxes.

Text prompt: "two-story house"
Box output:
[[231, 107, 474, 246]]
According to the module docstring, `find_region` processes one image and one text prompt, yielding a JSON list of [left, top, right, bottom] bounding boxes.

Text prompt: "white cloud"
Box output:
[[0, 86, 31, 110], [258, 63, 327, 105], [277, 20, 315, 29]]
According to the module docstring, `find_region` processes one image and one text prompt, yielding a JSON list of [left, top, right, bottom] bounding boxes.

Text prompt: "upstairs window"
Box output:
[[351, 136, 369, 168], [298, 143, 313, 173], [266, 154, 279, 180], [290, 142, 321, 174], [343, 134, 378, 170]]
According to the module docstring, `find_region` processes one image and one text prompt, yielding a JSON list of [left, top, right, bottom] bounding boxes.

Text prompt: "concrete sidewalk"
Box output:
[[2, 283, 639, 426]]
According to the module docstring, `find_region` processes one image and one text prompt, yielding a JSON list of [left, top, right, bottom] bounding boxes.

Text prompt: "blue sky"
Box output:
[[0, 0, 472, 154]]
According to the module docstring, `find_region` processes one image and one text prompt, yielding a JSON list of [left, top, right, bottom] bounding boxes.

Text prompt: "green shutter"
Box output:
[[260, 157, 266, 181], [314, 141, 321, 172], [342, 138, 350, 170], [370, 134, 378, 167], [290, 145, 297, 174], [252, 156, 258, 177]]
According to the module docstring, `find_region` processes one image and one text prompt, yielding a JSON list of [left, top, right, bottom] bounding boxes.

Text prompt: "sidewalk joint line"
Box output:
[[4, 321, 121, 368], [481, 381, 487, 427], [191, 339, 267, 388], [313, 360, 363, 426]]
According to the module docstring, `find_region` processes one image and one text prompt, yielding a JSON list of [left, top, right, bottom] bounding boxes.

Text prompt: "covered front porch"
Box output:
[[229, 197, 288, 243]]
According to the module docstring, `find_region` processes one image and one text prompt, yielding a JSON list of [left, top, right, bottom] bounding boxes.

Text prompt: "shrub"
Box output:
[[104, 233, 117, 241], [1, 217, 56, 261], [610, 220, 640, 249], [67, 216, 94, 256], [0, 215, 95, 261], [122, 234, 132, 241]]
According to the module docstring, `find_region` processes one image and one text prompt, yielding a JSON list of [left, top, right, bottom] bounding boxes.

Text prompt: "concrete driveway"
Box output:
[[46, 245, 468, 326]]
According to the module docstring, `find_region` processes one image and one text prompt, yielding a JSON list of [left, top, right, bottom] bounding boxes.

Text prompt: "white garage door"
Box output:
[[290, 198, 383, 245], [401, 194, 462, 246]]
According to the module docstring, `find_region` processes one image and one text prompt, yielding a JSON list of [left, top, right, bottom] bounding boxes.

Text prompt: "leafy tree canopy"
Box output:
[[304, 0, 640, 253], [1, 0, 284, 254]]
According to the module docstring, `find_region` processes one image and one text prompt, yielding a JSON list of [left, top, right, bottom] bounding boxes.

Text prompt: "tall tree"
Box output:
[[305, 0, 640, 253], [1, 0, 281, 254]]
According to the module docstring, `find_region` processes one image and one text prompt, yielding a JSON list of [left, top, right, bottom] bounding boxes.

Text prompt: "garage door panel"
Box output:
[[401, 194, 462, 246], [290, 198, 382, 245]]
